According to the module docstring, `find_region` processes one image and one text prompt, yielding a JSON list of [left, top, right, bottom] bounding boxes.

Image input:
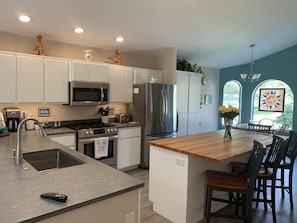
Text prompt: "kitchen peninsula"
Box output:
[[0, 130, 144, 223], [148, 129, 273, 223]]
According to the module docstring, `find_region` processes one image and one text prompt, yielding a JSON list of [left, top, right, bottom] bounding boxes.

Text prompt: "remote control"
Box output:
[[40, 192, 68, 202]]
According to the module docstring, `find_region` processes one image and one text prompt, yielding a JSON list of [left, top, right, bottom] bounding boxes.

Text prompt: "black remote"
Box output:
[[40, 192, 68, 202]]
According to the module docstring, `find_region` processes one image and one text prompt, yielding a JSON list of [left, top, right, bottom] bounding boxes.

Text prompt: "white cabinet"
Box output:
[[45, 58, 69, 103], [48, 133, 76, 150], [71, 60, 109, 82], [16, 55, 44, 103], [0, 53, 16, 103], [109, 65, 133, 103], [176, 71, 201, 136], [117, 126, 141, 170], [134, 68, 164, 84]]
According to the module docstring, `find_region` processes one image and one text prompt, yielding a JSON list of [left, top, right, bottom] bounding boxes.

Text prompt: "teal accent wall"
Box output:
[[219, 45, 297, 130]]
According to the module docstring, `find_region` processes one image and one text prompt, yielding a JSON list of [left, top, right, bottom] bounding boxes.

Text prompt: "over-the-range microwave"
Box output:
[[68, 81, 109, 105]]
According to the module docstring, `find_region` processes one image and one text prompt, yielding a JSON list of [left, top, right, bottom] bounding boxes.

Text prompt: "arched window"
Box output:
[[252, 79, 293, 129], [222, 80, 241, 123]]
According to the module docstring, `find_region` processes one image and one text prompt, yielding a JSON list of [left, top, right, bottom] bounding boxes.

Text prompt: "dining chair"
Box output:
[[275, 130, 297, 207], [254, 134, 287, 223], [205, 140, 265, 223], [248, 123, 272, 134]]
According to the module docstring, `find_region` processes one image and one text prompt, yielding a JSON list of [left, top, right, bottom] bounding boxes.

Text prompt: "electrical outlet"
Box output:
[[176, 158, 185, 167], [125, 211, 135, 223]]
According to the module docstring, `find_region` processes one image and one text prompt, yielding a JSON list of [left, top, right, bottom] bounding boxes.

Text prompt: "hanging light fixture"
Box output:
[[240, 44, 261, 83]]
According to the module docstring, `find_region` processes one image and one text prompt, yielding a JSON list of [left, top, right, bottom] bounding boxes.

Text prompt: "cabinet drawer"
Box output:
[[118, 127, 141, 139]]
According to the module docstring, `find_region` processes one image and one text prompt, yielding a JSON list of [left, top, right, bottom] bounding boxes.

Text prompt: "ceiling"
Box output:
[[1, 0, 297, 68]]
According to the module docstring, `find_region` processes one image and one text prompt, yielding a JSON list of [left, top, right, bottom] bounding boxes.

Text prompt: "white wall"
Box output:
[[199, 66, 220, 132]]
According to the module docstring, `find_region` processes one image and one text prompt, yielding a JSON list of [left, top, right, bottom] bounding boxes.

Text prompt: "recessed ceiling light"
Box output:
[[74, 27, 84, 33], [19, 15, 31, 23], [116, 36, 124, 42]]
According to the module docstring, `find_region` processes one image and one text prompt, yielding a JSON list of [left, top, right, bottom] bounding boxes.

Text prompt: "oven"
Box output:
[[78, 134, 118, 168], [73, 124, 118, 168]]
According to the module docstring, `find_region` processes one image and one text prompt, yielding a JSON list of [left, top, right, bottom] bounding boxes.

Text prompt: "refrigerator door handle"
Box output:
[[160, 88, 167, 130]]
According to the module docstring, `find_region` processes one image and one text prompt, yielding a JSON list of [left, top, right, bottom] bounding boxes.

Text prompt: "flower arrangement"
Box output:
[[218, 105, 240, 120]]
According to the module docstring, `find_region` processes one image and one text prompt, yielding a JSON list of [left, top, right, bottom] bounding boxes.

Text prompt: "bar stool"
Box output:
[[275, 130, 297, 207], [254, 135, 287, 223], [205, 140, 265, 223]]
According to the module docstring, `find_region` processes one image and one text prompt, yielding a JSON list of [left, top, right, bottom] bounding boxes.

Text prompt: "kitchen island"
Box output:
[[148, 129, 273, 223], [0, 130, 144, 223]]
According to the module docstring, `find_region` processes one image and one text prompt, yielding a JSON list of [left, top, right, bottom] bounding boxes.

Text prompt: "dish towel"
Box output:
[[94, 137, 109, 159]]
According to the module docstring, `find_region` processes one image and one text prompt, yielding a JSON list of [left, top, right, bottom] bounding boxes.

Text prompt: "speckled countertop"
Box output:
[[0, 130, 144, 223]]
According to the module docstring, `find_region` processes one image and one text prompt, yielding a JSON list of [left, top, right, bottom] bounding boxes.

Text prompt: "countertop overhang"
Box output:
[[149, 129, 273, 162], [0, 130, 143, 223]]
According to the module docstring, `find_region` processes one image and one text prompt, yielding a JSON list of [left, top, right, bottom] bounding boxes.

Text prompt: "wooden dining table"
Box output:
[[148, 129, 273, 223]]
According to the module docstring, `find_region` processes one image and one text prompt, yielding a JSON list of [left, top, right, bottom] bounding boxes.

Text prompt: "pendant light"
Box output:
[[240, 44, 261, 83]]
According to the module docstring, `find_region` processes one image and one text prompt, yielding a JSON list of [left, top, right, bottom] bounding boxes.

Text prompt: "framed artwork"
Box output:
[[38, 107, 51, 117], [205, 94, 212, 105], [259, 88, 285, 112]]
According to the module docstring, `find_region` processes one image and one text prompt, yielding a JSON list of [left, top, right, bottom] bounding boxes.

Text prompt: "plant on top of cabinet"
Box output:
[[176, 58, 205, 75]]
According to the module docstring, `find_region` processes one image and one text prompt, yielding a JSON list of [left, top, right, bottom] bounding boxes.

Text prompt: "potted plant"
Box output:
[[177, 58, 206, 85]]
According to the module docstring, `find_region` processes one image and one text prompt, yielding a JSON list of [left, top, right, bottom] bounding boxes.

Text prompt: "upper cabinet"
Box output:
[[0, 54, 16, 103], [45, 58, 69, 103], [71, 60, 109, 82], [134, 68, 164, 84], [16, 55, 44, 103], [109, 65, 133, 103]]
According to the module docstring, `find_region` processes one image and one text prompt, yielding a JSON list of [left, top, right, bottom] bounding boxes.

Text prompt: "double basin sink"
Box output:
[[23, 148, 84, 171]]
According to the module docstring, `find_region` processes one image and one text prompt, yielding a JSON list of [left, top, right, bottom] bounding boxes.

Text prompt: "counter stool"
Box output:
[[275, 130, 297, 207], [254, 135, 287, 223], [205, 140, 265, 223]]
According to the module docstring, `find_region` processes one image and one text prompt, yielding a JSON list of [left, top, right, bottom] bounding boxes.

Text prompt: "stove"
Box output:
[[66, 120, 118, 168], [66, 121, 118, 139]]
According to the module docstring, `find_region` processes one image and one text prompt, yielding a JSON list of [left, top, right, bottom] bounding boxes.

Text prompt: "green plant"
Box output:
[[177, 58, 205, 76]]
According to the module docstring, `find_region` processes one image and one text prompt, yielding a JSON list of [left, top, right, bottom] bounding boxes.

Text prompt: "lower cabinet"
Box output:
[[117, 126, 141, 171], [48, 133, 76, 150]]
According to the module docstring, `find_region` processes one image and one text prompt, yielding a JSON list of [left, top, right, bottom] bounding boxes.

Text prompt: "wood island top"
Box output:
[[149, 129, 273, 162]]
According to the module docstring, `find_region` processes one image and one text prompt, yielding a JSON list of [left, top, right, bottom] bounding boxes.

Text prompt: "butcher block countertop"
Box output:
[[149, 129, 273, 163]]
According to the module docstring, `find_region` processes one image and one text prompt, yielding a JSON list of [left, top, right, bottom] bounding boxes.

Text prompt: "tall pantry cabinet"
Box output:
[[176, 71, 201, 136]]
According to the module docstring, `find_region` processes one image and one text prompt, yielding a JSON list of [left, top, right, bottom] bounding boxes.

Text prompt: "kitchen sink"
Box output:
[[23, 148, 84, 171]]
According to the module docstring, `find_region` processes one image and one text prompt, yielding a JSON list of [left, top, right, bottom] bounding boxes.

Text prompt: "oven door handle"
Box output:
[[79, 135, 118, 143]]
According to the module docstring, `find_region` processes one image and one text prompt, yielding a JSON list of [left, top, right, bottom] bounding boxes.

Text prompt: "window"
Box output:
[[252, 80, 293, 129], [222, 81, 241, 123]]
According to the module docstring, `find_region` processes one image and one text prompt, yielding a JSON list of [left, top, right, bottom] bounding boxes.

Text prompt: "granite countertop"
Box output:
[[0, 130, 144, 223]]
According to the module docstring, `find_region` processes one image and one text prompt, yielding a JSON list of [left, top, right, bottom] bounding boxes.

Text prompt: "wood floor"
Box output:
[[127, 161, 297, 223]]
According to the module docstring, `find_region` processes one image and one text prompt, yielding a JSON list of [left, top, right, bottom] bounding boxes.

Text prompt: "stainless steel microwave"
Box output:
[[69, 81, 109, 105]]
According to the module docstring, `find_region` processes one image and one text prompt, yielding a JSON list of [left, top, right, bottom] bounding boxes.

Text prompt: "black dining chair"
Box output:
[[275, 130, 297, 207], [254, 134, 287, 223], [205, 140, 265, 223]]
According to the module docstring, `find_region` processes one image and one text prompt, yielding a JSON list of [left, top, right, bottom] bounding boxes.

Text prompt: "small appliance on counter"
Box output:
[[115, 113, 132, 123], [3, 107, 20, 132]]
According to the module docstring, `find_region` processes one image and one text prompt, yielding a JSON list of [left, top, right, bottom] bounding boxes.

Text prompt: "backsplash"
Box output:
[[0, 103, 127, 122]]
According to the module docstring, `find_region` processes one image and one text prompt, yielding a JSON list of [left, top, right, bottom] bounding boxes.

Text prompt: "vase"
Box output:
[[224, 118, 233, 140]]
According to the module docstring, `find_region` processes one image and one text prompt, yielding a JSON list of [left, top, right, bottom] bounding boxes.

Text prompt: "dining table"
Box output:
[[148, 129, 273, 223]]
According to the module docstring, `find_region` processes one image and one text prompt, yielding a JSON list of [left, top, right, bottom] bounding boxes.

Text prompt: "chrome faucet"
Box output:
[[16, 118, 47, 165]]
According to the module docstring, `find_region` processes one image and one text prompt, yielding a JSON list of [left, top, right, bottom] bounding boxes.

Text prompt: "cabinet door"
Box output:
[[71, 60, 109, 82], [109, 66, 133, 102], [134, 68, 149, 84], [45, 59, 69, 103], [71, 61, 93, 81], [48, 133, 76, 150], [92, 63, 109, 82], [117, 137, 141, 169], [17, 55, 44, 103], [188, 73, 201, 112], [188, 112, 201, 135], [0, 54, 16, 103], [176, 71, 189, 113]]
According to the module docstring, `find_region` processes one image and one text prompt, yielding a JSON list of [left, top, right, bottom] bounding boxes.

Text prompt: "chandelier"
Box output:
[[240, 44, 261, 83]]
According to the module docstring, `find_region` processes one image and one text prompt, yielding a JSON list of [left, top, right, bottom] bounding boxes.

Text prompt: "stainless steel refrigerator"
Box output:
[[128, 83, 177, 168]]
